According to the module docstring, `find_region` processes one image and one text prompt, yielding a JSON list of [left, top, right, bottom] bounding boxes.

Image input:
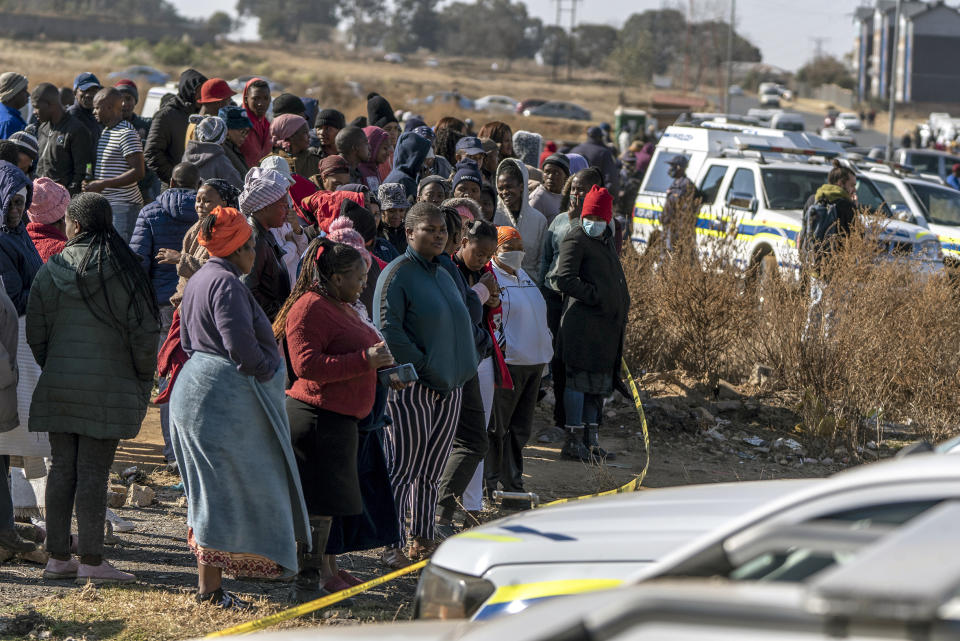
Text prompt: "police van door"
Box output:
[[696, 162, 731, 261]]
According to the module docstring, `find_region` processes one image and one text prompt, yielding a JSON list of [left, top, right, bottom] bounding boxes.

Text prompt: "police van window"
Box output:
[[699, 165, 728, 204], [644, 154, 679, 194], [910, 181, 960, 226], [903, 151, 942, 175], [854, 177, 887, 215], [725, 168, 755, 207], [760, 168, 823, 211]]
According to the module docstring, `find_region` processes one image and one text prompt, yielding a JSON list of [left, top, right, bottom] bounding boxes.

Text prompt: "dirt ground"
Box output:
[[0, 371, 893, 640]]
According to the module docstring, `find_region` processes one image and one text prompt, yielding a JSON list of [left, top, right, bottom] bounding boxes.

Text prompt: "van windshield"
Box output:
[[643, 154, 678, 194], [760, 168, 827, 210], [908, 181, 960, 227]]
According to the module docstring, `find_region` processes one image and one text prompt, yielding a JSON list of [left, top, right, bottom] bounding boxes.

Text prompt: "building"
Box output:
[[853, 0, 960, 104]]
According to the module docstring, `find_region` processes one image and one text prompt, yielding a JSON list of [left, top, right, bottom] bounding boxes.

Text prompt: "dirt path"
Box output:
[[0, 383, 872, 639]]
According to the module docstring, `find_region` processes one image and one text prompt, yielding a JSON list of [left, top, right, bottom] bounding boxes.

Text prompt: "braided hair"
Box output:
[[65, 193, 159, 332], [202, 178, 241, 208], [273, 236, 364, 340]]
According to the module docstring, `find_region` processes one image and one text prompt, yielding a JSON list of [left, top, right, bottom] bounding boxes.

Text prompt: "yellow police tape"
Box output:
[[539, 359, 650, 507], [205, 360, 650, 637], [205, 559, 428, 638]]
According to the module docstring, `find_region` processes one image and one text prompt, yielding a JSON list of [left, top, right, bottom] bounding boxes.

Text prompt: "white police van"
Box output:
[[632, 123, 944, 277]]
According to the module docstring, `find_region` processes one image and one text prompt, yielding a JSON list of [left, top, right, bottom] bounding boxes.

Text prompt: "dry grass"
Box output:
[[624, 203, 960, 453], [0, 37, 646, 143]]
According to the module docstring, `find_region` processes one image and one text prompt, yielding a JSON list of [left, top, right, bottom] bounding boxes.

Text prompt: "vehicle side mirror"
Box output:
[[726, 191, 758, 213]]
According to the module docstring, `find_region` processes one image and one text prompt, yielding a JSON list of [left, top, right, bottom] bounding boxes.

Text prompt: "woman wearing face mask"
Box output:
[[555, 186, 630, 462], [485, 226, 552, 496], [273, 236, 395, 600], [539, 168, 602, 433]]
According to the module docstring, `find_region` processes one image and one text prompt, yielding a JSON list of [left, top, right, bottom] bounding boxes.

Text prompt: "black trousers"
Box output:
[[542, 287, 566, 427], [436, 374, 487, 521], [486, 364, 543, 493]]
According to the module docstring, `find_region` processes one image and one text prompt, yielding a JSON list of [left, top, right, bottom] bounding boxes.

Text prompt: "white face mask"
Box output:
[[497, 250, 525, 272]]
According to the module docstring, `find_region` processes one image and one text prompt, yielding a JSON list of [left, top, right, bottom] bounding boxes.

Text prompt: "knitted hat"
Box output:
[[542, 153, 570, 175], [512, 130, 543, 168], [418, 174, 449, 197], [539, 141, 558, 168], [239, 167, 290, 216], [339, 198, 377, 242], [195, 116, 227, 145], [318, 154, 349, 179], [316, 108, 346, 130], [327, 216, 372, 271], [452, 159, 482, 189], [218, 105, 253, 131], [0, 72, 27, 103], [114, 79, 139, 103], [367, 93, 398, 129], [27, 177, 69, 225], [378, 182, 408, 210], [580, 185, 613, 223], [8, 131, 38, 160], [272, 93, 305, 117]]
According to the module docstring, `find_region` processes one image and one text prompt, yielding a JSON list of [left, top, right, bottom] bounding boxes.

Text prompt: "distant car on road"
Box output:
[[384, 52, 406, 64], [819, 127, 857, 147], [107, 65, 169, 86], [524, 100, 591, 121], [414, 92, 475, 111], [474, 95, 518, 113], [424, 57, 440, 67], [226, 75, 284, 94], [759, 92, 781, 108], [728, 84, 744, 96], [835, 112, 863, 132], [515, 98, 547, 114]]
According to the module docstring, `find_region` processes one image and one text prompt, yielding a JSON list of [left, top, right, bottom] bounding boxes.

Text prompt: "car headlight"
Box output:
[[415, 563, 496, 620]]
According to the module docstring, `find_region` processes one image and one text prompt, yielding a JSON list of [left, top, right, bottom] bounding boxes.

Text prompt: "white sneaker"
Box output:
[[105, 508, 135, 533]]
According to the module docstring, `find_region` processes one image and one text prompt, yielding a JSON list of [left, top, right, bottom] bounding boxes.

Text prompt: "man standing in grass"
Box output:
[[83, 88, 145, 243]]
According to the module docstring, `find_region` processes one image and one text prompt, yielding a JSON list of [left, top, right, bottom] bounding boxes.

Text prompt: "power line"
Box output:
[[810, 36, 829, 59]]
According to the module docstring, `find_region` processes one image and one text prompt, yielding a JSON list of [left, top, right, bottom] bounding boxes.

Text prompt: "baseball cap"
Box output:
[[198, 78, 235, 104], [668, 154, 689, 168], [73, 72, 101, 92], [456, 136, 484, 155], [114, 79, 139, 103]]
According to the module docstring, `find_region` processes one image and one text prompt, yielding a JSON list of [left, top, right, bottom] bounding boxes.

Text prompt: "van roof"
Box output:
[[656, 124, 842, 159]]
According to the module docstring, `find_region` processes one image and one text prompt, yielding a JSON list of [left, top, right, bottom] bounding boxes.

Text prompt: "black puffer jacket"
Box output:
[[555, 223, 630, 376], [144, 69, 207, 183]]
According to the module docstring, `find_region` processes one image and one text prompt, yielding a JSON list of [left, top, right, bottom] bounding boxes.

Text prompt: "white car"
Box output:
[[759, 92, 781, 108], [819, 127, 856, 147], [416, 480, 815, 620], [473, 95, 519, 114], [835, 112, 863, 132], [384, 52, 406, 64]]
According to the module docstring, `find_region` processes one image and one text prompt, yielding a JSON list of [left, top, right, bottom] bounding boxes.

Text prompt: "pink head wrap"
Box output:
[[327, 216, 372, 272], [27, 177, 69, 225], [269, 114, 308, 152]]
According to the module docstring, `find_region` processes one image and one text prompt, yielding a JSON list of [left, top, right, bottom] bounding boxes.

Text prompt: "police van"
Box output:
[[632, 123, 944, 277]]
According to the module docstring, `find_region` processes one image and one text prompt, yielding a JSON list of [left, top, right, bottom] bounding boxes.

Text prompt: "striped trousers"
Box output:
[[385, 382, 463, 547]]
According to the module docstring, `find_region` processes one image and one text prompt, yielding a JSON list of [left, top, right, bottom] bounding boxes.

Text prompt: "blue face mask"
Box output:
[[582, 219, 607, 238]]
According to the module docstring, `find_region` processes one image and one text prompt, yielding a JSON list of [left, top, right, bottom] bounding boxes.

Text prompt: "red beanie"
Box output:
[[580, 185, 613, 223], [539, 141, 558, 168]]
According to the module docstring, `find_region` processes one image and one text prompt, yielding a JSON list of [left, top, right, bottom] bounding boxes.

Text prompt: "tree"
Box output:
[[385, 0, 442, 53], [797, 55, 855, 90], [207, 11, 234, 36], [337, 0, 388, 49], [571, 24, 618, 68], [236, 0, 337, 42]]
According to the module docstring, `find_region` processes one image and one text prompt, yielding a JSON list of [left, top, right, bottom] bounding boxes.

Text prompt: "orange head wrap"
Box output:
[[197, 206, 252, 258], [496, 225, 521, 248]]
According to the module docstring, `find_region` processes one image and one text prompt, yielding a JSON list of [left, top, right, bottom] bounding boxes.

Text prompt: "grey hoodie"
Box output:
[[182, 140, 244, 188], [493, 158, 548, 284]]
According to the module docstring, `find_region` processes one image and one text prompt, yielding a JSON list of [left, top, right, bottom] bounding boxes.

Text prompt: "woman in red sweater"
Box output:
[[273, 236, 395, 601]]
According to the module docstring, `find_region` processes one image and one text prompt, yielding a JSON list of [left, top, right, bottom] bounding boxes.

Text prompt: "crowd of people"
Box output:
[[0, 67, 634, 608]]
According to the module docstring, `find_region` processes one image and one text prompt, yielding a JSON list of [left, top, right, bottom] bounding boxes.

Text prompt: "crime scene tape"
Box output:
[[539, 359, 650, 507], [206, 360, 649, 636], [205, 559, 428, 637]]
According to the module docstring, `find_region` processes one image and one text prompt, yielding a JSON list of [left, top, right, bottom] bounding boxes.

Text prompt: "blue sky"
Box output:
[[170, 0, 869, 71]]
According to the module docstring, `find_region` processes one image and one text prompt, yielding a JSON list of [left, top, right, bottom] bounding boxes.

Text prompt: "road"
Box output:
[[726, 95, 889, 149]]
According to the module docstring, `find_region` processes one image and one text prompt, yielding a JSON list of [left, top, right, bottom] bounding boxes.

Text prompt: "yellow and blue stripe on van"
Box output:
[[473, 578, 625, 620]]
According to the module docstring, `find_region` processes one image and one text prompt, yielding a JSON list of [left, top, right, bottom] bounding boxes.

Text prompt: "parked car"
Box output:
[[819, 127, 857, 147], [413, 92, 475, 111], [759, 92, 781, 108], [106, 65, 170, 86], [384, 52, 406, 64], [416, 479, 816, 621], [139, 82, 178, 119], [226, 75, 284, 94], [893, 148, 960, 181], [515, 98, 547, 114], [727, 84, 744, 96], [474, 95, 519, 114], [769, 111, 805, 132], [424, 57, 440, 67], [835, 112, 863, 132], [523, 101, 591, 121]]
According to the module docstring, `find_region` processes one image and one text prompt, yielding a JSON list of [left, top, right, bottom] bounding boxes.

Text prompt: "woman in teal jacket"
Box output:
[[27, 193, 160, 584]]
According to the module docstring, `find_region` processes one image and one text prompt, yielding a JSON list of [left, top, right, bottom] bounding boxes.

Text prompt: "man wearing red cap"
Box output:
[[184, 79, 236, 148], [555, 185, 630, 462]]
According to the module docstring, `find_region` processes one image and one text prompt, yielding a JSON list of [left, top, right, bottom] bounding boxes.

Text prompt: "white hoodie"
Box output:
[[493, 158, 548, 285]]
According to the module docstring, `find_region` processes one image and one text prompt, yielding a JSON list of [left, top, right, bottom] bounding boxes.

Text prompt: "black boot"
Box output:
[[560, 426, 592, 461], [293, 517, 332, 603], [583, 424, 615, 461]]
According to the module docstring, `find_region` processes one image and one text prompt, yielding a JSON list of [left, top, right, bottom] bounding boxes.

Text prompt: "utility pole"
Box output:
[[724, 0, 735, 114], [809, 36, 829, 60], [566, 0, 580, 81], [552, 0, 563, 80], [886, 0, 902, 162]]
